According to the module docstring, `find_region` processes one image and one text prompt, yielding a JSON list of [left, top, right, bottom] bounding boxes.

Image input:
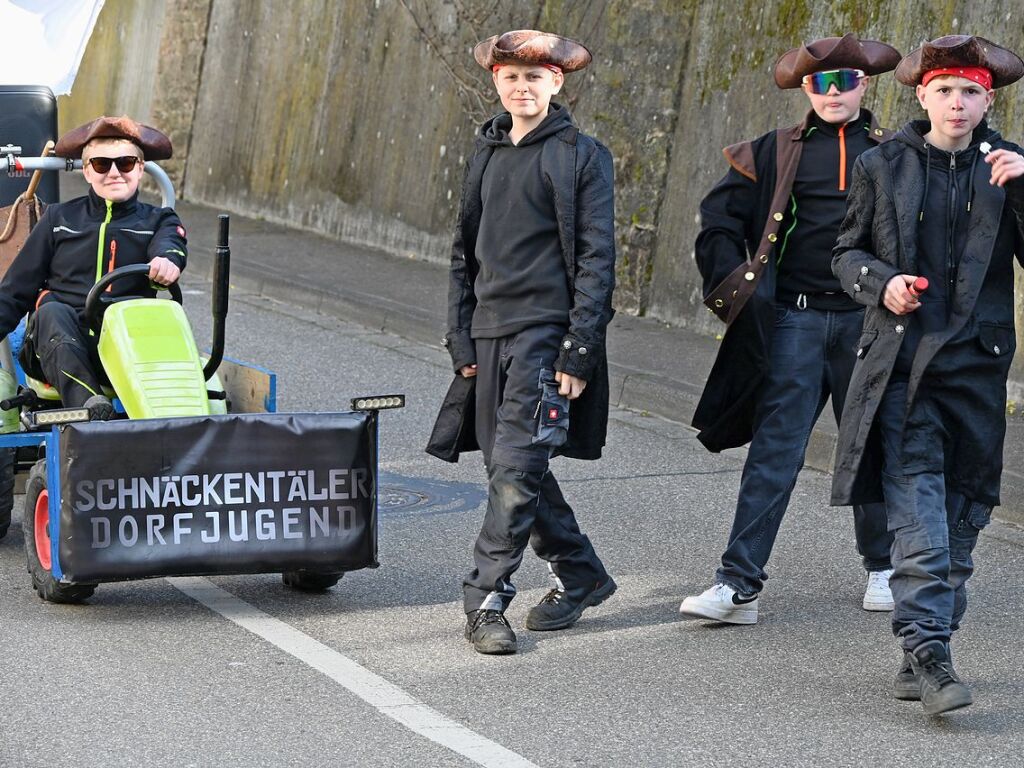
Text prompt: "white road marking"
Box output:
[[168, 576, 540, 768]]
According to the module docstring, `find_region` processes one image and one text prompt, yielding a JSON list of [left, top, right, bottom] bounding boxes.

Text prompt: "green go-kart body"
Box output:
[[99, 297, 227, 419]]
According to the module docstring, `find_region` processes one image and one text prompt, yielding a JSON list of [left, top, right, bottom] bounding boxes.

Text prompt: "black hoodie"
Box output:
[[892, 119, 1006, 375], [470, 103, 574, 338], [775, 111, 871, 310]]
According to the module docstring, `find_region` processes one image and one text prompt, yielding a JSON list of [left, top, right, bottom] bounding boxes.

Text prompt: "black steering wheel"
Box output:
[[84, 263, 183, 334]]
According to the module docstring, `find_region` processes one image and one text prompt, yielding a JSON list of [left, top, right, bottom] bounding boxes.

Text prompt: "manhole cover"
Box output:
[[379, 486, 430, 511], [377, 473, 486, 517]]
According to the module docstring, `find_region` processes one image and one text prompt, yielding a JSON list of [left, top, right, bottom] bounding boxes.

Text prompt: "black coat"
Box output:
[[0, 189, 187, 337], [692, 111, 890, 451], [430, 105, 616, 462], [831, 122, 1024, 507]]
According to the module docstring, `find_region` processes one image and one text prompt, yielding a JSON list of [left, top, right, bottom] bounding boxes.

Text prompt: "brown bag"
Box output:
[[0, 193, 46, 280], [0, 140, 54, 281]]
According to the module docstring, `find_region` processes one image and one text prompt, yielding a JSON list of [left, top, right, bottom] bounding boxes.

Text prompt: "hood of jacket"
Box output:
[[896, 118, 1001, 162], [895, 119, 1003, 218], [478, 101, 574, 147]]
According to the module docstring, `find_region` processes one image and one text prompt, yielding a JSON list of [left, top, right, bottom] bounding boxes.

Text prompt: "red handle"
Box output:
[[910, 276, 929, 297]]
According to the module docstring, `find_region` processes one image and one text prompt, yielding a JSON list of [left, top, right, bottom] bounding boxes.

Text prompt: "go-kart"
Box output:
[[0, 152, 402, 603]]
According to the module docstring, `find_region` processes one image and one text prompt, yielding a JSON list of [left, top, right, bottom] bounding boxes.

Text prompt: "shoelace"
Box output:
[[925, 661, 958, 688], [538, 589, 564, 605], [473, 610, 511, 630], [868, 571, 891, 589], [712, 583, 733, 600]]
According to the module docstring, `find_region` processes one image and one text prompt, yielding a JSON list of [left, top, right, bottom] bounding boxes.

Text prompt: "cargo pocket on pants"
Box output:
[[885, 484, 948, 556], [532, 368, 569, 448]]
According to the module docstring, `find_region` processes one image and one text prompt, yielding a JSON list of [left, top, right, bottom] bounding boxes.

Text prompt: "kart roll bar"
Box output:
[[0, 156, 176, 208]]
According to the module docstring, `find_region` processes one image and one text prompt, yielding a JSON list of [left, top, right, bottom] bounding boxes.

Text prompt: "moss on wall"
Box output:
[[61, 0, 1024, 360]]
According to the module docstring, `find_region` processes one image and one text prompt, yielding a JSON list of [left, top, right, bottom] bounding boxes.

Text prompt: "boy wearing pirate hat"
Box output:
[[831, 35, 1024, 714], [0, 116, 186, 419], [430, 30, 616, 655], [682, 35, 900, 625]]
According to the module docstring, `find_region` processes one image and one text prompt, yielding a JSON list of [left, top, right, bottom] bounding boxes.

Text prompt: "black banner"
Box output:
[[57, 412, 377, 582]]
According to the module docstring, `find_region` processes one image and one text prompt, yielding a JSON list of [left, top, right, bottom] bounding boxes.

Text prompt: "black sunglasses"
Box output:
[[86, 155, 142, 174]]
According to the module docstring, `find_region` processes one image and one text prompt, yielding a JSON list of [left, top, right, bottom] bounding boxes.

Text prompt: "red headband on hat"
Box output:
[[492, 63, 562, 74], [922, 66, 993, 89]]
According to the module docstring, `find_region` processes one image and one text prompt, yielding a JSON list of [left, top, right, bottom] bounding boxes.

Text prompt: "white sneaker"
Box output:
[[863, 569, 895, 611], [679, 583, 759, 625]]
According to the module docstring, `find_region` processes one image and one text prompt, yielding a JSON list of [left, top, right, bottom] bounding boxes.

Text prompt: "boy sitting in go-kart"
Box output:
[[0, 115, 187, 420]]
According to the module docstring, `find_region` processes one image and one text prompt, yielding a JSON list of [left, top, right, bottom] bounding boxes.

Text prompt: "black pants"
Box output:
[[716, 305, 893, 594], [463, 323, 608, 614], [20, 300, 105, 408]]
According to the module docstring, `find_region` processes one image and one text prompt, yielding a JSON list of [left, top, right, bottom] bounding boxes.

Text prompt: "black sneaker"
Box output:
[[525, 577, 617, 631], [465, 609, 517, 655], [910, 640, 972, 715]]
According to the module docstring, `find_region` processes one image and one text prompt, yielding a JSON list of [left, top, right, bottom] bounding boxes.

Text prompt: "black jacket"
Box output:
[[0, 189, 187, 336], [433, 103, 617, 461], [831, 121, 1024, 506], [692, 110, 890, 452]]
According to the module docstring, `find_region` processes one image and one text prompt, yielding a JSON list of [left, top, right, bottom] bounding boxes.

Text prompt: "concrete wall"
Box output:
[[62, 0, 1024, 355], [58, 0, 211, 191]]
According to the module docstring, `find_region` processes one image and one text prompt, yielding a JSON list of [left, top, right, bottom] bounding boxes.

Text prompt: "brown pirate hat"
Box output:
[[474, 30, 592, 72], [774, 33, 902, 89], [895, 35, 1024, 88], [55, 115, 172, 160]]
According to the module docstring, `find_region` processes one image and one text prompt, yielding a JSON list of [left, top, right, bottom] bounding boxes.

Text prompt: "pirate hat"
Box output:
[[895, 35, 1024, 88], [55, 115, 172, 160], [473, 30, 592, 72], [774, 33, 902, 89]]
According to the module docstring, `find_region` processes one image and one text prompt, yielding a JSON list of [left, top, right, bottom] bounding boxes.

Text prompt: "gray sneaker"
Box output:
[[910, 640, 972, 715], [894, 652, 920, 700], [894, 645, 962, 701]]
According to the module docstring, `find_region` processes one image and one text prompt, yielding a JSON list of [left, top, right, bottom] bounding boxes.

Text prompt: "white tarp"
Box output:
[[0, 0, 105, 95]]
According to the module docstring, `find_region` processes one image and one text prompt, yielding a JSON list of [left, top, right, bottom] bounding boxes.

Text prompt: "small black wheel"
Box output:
[[0, 447, 13, 540], [23, 459, 96, 603], [281, 570, 344, 592]]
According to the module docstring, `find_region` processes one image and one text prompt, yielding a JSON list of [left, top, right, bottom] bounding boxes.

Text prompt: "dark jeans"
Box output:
[[878, 380, 992, 651], [716, 305, 893, 595], [463, 323, 608, 613], [20, 300, 104, 407]]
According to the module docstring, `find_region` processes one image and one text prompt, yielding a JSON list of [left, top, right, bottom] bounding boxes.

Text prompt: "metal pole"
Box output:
[[0, 157, 176, 208]]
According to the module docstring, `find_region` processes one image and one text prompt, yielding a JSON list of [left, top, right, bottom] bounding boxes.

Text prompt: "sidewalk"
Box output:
[[176, 197, 1024, 528]]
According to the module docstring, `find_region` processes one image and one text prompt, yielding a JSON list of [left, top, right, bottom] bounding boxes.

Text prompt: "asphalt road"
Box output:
[[2, 282, 1023, 767]]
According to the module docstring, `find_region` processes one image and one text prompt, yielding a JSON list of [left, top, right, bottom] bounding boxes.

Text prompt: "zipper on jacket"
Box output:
[[947, 152, 957, 309], [838, 124, 847, 191], [106, 239, 117, 293], [90, 199, 114, 336], [95, 199, 113, 284]]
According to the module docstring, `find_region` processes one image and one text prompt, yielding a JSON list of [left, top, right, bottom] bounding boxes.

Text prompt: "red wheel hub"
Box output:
[[34, 489, 51, 571]]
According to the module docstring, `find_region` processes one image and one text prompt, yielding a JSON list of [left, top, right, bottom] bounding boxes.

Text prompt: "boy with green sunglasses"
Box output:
[[802, 67, 866, 94], [682, 35, 901, 625]]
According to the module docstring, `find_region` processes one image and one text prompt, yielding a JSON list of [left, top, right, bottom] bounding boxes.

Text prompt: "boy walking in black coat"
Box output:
[[435, 30, 617, 655], [681, 35, 901, 625], [832, 35, 1024, 714]]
